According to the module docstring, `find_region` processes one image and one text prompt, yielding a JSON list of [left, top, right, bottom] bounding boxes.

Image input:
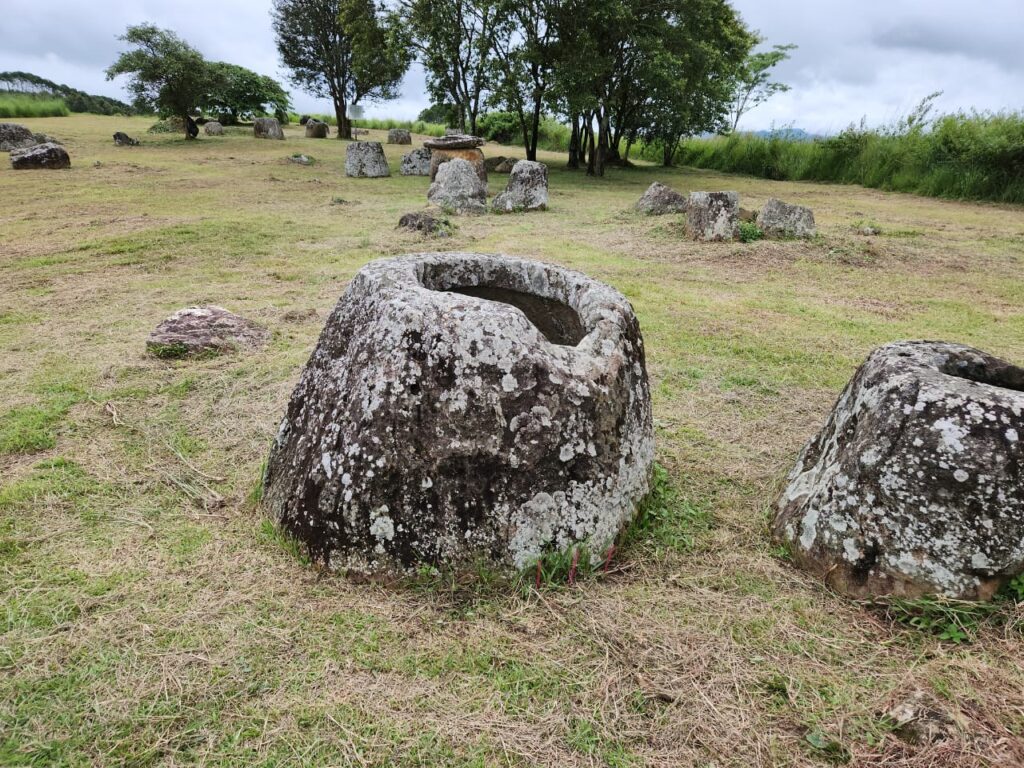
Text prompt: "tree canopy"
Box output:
[[201, 62, 291, 124], [726, 43, 797, 133], [106, 25, 214, 137], [272, 0, 410, 139]]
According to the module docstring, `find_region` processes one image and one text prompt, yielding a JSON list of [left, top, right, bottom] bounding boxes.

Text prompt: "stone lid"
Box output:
[[423, 134, 485, 150]]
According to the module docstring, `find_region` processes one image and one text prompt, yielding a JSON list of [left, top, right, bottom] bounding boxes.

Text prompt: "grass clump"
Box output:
[[738, 221, 764, 242]]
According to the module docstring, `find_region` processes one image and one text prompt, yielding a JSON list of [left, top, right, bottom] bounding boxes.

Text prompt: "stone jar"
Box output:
[[263, 252, 655, 574], [774, 341, 1024, 600]]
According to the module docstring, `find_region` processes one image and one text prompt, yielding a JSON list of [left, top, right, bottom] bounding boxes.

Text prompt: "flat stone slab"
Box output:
[[423, 134, 485, 150], [774, 341, 1024, 600], [262, 252, 655, 573], [147, 305, 269, 358]]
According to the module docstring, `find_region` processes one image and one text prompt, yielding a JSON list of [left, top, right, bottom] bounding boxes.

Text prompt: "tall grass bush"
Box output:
[[0, 94, 70, 118], [677, 110, 1024, 204]]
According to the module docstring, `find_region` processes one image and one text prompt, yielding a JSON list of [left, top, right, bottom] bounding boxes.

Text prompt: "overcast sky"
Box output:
[[2, 0, 1022, 133]]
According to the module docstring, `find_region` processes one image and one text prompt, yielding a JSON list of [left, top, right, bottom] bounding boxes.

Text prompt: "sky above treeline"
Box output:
[[2, 0, 1022, 134]]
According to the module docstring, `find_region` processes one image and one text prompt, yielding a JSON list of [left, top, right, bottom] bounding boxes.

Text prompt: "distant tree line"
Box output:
[[106, 25, 292, 139], [0, 71, 134, 115]]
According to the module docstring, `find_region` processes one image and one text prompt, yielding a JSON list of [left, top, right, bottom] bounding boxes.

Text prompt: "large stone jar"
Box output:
[[774, 341, 1024, 600], [263, 253, 655, 574]]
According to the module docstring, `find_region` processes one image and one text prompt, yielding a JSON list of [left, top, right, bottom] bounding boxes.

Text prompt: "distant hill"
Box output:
[[750, 128, 816, 141], [0, 71, 133, 116]]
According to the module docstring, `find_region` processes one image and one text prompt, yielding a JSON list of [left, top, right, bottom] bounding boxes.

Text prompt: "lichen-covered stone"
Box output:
[[10, 142, 70, 170], [254, 117, 284, 140], [759, 198, 816, 238], [429, 147, 487, 185], [0, 122, 36, 151], [345, 141, 390, 178], [492, 160, 548, 212], [397, 212, 450, 236], [493, 158, 516, 174], [263, 252, 655, 574], [773, 341, 1024, 600], [305, 120, 328, 138], [424, 134, 485, 151], [146, 305, 269, 358], [400, 147, 431, 176], [686, 191, 739, 241], [204, 121, 224, 136], [636, 182, 688, 215], [113, 131, 139, 146], [484, 155, 508, 172], [427, 158, 486, 214], [387, 128, 411, 144]]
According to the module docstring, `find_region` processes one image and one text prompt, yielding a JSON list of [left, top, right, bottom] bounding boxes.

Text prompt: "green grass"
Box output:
[[676, 110, 1024, 204], [1, 113, 1023, 767], [0, 94, 69, 118]]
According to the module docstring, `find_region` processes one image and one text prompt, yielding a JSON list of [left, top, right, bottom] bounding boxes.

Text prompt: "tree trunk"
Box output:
[[185, 114, 198, 140], [596, 108, 609, 177], [567, 115, 580, 169], [335, 100, 351, 140], [585, 114, 596, 177], [527, 99, 542, 162]]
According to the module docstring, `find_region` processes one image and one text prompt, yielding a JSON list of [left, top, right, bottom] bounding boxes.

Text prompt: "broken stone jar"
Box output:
[[263, 252, 655, 574]]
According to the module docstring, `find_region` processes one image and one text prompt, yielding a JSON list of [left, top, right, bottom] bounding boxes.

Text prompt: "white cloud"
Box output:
[[1, 0, 1022, 131]]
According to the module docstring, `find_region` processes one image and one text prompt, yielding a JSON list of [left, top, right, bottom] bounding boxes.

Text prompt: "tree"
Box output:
[[405, 0, 498, 135], [201, 62, 291, 124], [105, 25, 212, 138], [272, 0, 410, 139], [726, 43, 796, 133]]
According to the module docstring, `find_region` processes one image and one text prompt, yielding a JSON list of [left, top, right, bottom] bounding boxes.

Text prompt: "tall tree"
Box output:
[[726, 43, 796, 132], [201, 63, 291, 124], [105, 24, 212, 138], [405, 0, 498, 134], [488, 0, 559, 160], [272, 0, 410, 139]]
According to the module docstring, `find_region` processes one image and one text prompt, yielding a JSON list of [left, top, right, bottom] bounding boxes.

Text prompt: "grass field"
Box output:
[[2, 114, 1024, 767]]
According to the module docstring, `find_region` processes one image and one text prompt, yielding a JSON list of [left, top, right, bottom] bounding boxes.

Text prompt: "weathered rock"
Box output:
[[10, 142, 70, 170], [759, 198, 816, 238], [262, 252, 655, 573], [387, 128, 412, 144], [345, 141, 390, 177], [484, 155, 508, 172], [305, 120, 329, 138], [399, 147, 432, 176], [885, 691, 959, 745], [635, 182, 687, 215], [254, 117, 284, 140], [204, 121, 224, 136], [299, 115, 311, 125], [397, 211, 450, 236], [424, 134, 485, 150], [492, 160, 548, 213], [113, 131, 139, 146], [429, 147, 487, 185], [289, 154, 314, 166], [858, 225, 882, 236], [738, 207, 757, 223], [493, 158, 516, 174], [146, 305, 269, 358], [444, 128, 462, 136], [0, 122, 36, 151], [352, 128, 369, 137], [773, 341, 1024, 600], [427, 158, 486, 213], [32, 132, 60, 145], [686, 191, 739, 241]]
